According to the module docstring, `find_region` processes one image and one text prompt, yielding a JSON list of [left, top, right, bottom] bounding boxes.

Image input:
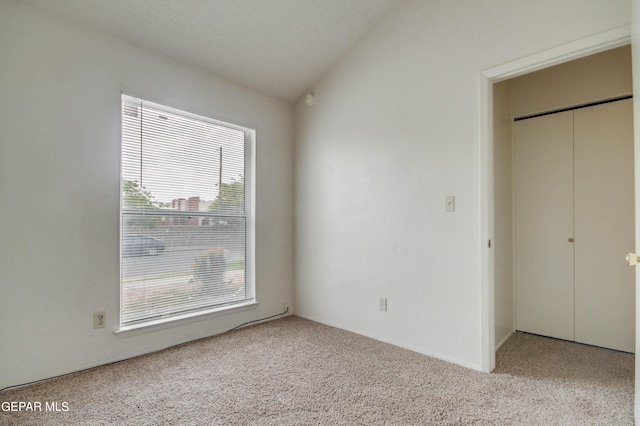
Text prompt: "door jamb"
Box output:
[[479, 25, 631, 373]]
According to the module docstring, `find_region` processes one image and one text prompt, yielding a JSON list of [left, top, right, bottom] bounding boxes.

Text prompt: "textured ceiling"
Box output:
[[17, 0, 405, 103]]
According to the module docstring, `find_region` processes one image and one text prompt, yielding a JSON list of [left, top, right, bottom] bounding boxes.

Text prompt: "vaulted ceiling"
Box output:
[[18, 0, 406, 103]]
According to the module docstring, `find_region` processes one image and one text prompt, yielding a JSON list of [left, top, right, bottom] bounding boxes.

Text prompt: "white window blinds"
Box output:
[[120, 94, 254, 326]]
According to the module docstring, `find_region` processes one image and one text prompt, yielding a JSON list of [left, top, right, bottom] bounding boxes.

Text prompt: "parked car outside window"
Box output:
[[122, 235, 165, 257]]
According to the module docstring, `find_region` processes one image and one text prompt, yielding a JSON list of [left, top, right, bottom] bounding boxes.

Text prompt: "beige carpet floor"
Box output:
[[0, 316, 634, 425]]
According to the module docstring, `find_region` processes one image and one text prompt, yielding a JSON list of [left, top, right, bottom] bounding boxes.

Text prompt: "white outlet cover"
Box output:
[[94, 311, 106, 329]]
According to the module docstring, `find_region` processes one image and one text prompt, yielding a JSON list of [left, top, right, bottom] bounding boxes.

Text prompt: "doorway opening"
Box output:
[[479, 26, 632, 373]]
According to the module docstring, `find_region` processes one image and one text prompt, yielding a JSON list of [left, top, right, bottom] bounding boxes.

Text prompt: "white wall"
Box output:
[[630, 0, 640, 418], [493, 81, 513, 350], [511, 45, 632, 117], [0, 0, 294, 389], [294, 0, 631, 369]]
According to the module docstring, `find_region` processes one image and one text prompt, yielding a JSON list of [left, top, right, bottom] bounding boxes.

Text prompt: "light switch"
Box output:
[[379, 298, 387, 311], [445, 195, 455, 212]]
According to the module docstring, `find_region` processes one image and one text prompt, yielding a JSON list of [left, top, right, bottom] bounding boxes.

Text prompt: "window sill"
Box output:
[[114, 301, 259, 339]]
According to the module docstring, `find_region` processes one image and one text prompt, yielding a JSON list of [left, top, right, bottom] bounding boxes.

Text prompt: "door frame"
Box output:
[[479, 25, 631, 373]]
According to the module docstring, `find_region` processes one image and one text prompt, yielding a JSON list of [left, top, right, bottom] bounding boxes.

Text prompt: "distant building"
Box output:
[[169, 196, 213, 225]]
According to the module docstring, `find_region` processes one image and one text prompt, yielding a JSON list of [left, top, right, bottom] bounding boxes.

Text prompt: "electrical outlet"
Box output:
[[94, 311, 106, 329], [379, 298, 387, 312]]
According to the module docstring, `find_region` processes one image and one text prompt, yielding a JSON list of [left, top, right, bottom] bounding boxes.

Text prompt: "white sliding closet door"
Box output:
[[515, 99, 635, 352], [514, 111, 575, 341], [574, 99, 635, 353]]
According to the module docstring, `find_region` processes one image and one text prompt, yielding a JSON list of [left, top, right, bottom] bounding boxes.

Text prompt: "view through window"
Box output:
[[120, 94, 254, 326]]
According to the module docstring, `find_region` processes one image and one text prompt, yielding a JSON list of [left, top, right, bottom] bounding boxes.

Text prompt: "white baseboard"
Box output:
[[495, 330, 514, 351]]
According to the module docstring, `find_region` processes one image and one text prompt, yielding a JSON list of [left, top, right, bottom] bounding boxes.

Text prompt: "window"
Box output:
[[120, 94, 254, 327]]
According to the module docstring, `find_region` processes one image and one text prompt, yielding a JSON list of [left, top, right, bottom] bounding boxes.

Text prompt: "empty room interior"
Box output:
[[1, 0, 639, 423]]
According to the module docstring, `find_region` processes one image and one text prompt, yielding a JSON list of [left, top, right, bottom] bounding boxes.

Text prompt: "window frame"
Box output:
[[117, 93, 256, 332]]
